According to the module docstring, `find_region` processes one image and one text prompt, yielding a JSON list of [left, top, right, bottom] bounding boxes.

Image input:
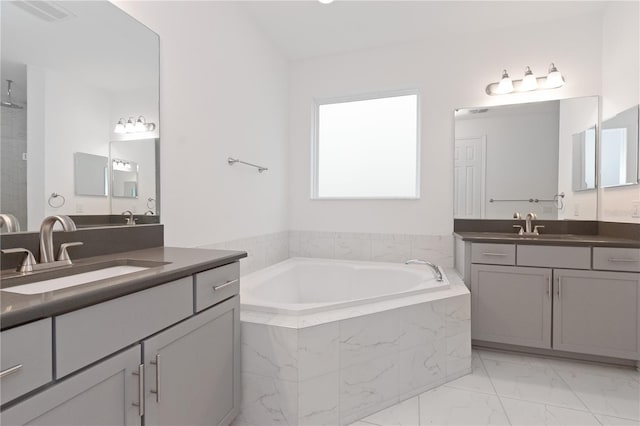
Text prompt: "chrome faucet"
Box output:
[[0, 213, 20, 233], [405, 259, 444, 282], [122, 210, 136, 225], [39, 215, 77, 263]]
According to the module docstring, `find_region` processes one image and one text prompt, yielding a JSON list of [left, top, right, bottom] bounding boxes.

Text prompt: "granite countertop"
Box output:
[[0, 247, 247, 330], [454, 232, 640, 248]]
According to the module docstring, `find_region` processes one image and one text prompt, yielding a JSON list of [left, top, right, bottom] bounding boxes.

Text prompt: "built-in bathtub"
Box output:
[[235, 257, 471, 426]]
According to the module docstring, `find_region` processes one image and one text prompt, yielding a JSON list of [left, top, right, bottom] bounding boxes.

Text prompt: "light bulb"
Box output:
[[124, 117, 135, 132], [521, 66, 538, 91], [318, 0, 334, 4], [496, 69, 514, 94], [114, 118, 126, 134], [546, 63, 564, 88], [134, 116, 147, 132]]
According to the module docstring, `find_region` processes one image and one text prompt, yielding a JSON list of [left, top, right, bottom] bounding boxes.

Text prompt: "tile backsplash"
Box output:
[[200, 230, 453, 276]]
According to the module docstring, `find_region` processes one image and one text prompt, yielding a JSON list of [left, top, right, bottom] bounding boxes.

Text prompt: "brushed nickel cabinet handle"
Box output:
[[482, 253, 508, 257], [557, 277, 562, 298], [213, 279, 238, 292], [150, 354, 160, 402], [608, 258, 639, 263], [131, 364, 144, 416], [0, 364, 22, 379], [547, 275, 551, 296]]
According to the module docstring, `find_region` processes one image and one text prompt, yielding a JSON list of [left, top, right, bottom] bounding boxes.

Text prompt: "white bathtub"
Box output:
[[240, 257, 450, 315]]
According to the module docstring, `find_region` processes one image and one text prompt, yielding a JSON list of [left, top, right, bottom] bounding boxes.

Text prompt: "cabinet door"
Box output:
[[0, 345, 142, 426], [553, 269, 640, 360], [471, 264, 552, 348], [143, 295, 240, 426]]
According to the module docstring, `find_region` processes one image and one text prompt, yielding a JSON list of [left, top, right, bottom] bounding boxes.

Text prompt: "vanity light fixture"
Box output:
[[486, 63, 565, 96], [114, 116, 156, 134]]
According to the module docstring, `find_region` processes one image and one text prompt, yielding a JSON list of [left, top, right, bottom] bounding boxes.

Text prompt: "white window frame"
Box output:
[[310, 89, 421, 200]]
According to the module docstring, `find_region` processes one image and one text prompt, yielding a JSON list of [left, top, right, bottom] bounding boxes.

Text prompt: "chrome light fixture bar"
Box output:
[[114, 116, 156, 134], [486, 63, 565, 96]]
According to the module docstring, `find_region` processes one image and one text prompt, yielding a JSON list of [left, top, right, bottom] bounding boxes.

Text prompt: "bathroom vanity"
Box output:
[[454, 232, 640, 365], [0, 247, 246, 426]]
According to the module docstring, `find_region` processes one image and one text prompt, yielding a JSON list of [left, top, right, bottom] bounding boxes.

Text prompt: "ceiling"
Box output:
[[239, 1, 608, 60]]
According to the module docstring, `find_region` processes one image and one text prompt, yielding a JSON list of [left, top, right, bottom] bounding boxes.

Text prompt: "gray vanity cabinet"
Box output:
[[471, 264, 552, 349], [553, 269, 640, 360], [143, 295, 240, 426], [0, 345, 142, 426]]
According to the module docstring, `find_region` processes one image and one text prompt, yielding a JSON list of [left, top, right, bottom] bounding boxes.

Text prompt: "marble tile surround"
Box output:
[[200, 230, 453, 277], [235, 290, 471, 426], [289, 231, 454, 268]]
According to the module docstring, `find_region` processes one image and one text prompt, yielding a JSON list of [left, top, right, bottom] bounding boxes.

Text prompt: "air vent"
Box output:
[[11, 1, 76, 22]]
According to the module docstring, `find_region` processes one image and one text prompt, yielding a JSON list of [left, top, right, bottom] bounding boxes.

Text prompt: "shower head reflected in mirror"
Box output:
[[1, 80, 24, 109]]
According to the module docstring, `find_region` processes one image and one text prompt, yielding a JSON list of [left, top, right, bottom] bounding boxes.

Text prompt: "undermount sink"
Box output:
[[1, 259, 169, 295]]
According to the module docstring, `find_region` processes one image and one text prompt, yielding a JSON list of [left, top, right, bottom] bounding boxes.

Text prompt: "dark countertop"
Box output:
[[454, 232, 640, 248], [0, 247, 247, 330]]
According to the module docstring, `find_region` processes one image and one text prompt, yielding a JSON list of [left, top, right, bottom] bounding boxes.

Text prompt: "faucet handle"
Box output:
[[533, 225, 545, 235], [512, 225, 524, 235], [513, 212, 522, 219], [2, 248, 37, 273], [57, 242, 84, 263]]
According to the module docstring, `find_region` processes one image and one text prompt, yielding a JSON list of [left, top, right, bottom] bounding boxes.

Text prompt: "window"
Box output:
[[312, 92, 420, 199]]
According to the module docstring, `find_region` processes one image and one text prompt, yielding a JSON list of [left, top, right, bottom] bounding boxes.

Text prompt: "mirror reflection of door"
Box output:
[[454, 137, 486, 219]]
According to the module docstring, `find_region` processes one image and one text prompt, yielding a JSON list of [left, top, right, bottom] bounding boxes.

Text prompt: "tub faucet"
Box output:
[[0, 213, 20, 233], [405, 259, 443, 282], [39, 215, 77, 263]]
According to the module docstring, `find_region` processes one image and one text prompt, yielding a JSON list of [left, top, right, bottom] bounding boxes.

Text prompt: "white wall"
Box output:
[[599, 1, 640, 223], [288, 13, 603, 235], [455, 102, 560, 220], [115, 1, 289, 247]]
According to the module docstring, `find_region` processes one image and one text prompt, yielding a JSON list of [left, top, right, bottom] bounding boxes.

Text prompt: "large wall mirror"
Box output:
[[0, 1, 159, 232], [454, 96, 599, 221], [601, 105, 639, 188]]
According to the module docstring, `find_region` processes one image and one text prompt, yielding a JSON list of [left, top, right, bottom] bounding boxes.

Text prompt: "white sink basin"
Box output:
[[2, 265, 149, 295]]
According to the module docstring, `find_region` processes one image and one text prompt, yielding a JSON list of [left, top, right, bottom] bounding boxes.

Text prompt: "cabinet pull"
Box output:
[[547, 275, 551, 296], [608, 258, 639, 263], [481, 253, 508, 257], [0, 364, 22, 379], [131, 364, 144, 417], [213, 279, 238, 292], [557, 277, 562, 298], [150, 354, 160, 402]]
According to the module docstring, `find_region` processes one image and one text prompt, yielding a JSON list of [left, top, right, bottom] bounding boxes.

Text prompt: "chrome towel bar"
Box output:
[[227, 157, 268, 173]]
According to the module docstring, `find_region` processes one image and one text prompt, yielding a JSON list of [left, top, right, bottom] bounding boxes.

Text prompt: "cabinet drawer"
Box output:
[[56, 277, 193, 378], [0, 318, 52, 405], [471, 243, 515, 265], [593, 247, 640, 272], [517, 245, 590, 269], [195, 262, 240, 312]]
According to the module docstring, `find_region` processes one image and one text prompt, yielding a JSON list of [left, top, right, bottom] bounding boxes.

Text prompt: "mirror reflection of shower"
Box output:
[[0, 65, 28, 232]]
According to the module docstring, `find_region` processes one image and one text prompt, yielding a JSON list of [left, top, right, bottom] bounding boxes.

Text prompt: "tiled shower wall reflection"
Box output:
[[202, 231, 453, 276]]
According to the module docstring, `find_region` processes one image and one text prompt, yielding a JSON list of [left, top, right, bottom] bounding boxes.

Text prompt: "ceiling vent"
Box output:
[[11, 1, 76, 22]]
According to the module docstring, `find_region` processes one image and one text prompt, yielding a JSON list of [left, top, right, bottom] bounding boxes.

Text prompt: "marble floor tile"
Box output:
[[419, 386, 510, 425], [446, 351, 496, 395], [500, 396, 601, 425], [477, 348, 551, 368], [360, 396, 420, 426], [554, 368, 640, 420], [595, 414, 640, 425], [481, 358, 587, 410]]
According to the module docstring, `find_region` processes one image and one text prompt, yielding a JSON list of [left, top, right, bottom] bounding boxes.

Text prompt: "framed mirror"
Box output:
[[454, 96, 599, 220], [601, 105, 639, 188], [0, 1, 159, 232]]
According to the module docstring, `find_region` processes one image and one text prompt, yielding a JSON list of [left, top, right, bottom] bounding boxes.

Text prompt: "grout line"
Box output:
[[477, 350, 514, 425], [546, 359, 594, 414]]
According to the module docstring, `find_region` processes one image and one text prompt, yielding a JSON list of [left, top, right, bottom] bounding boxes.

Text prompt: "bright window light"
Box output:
[[314, 93, 420, 199]]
